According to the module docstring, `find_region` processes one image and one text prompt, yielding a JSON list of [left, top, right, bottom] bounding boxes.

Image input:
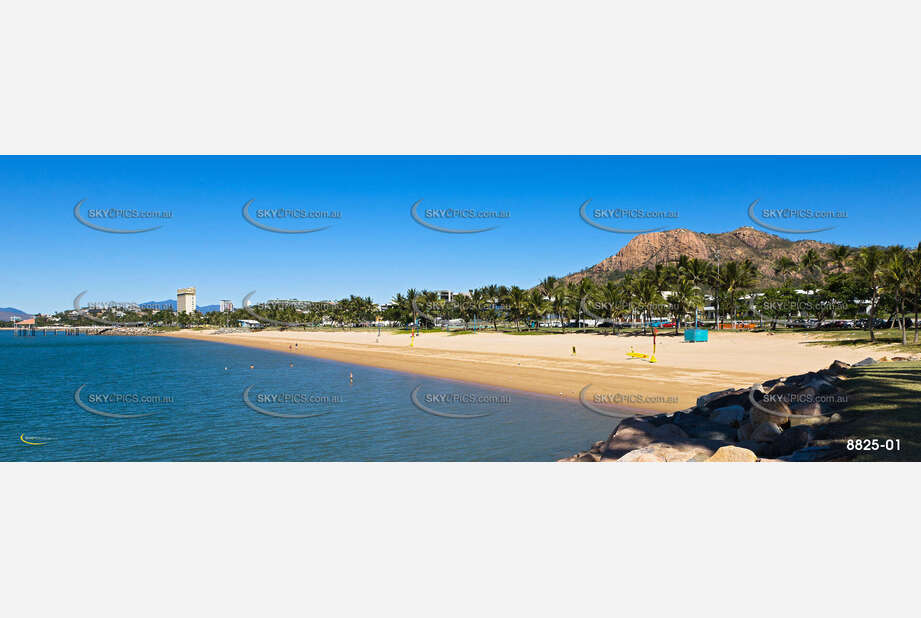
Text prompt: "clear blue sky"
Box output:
[[3, 156, 920, 314]]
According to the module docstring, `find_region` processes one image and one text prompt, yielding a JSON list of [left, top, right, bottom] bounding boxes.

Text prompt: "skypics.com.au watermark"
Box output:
[[73, 385, 175, 419], [242, 200, 342, 234], [747, 384, 843, 422], [242, 386, 340, 418], [410, 200, 510, 234], [761, 391, 848, 408], [750, 297, 863, 328], [73, 200, 172, 234], [410, 385, 509, 418], [578, 384, 677, 418], [579, 199, 679, 234], [590, 392, 680, 406], [746, 199, 846, 234]]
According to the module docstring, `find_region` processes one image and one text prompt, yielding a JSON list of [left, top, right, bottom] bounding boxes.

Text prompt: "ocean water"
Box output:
[[0, 332, 626, 461]]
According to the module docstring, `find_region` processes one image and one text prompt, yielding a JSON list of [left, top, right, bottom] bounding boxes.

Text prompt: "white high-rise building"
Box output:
[[177, 287, 197, 315], [219, 299, 234, 313]]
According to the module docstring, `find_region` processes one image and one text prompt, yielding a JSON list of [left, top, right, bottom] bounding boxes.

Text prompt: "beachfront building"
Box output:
[[219, 299, 234, 312], [237, 319, 261, 329], [177, 287, 197, 315], [435, 290, 466, 302]]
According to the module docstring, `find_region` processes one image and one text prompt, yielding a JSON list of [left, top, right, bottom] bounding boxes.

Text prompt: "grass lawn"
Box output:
[[802, 328, 921, 354], [820, 361, 921, 461]]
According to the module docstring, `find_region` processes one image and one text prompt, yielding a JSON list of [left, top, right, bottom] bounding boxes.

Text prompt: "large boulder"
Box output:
[[784, 372, 815, 386], [764, 426, 811, 458], [827, 360, 851, 375], [657, 422, 691, 441], [712, 390, 760, 412], [602, 417, 689, 460], [603, 416, 728, 460], [709, 404, 747, 427], [788, 402, 829, 427], [751, 421, 783, 442], [853, 357, 877, 367], [672, 415, 737, 442], [806, 375, 839, 396], [751, 398, 793, 427], [793, 402, 822, 417], [696, 387, 753, 412], [706, 445, 758, 462], [617, 443, 712, 462], [737, 420, 754, 441]]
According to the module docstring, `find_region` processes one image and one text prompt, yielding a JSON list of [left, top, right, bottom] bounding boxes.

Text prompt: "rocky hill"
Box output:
[[564, 226, 844, 285]]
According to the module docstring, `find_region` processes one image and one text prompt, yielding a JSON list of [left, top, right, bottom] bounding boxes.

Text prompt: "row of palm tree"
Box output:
[[42, 243, 920, 346]]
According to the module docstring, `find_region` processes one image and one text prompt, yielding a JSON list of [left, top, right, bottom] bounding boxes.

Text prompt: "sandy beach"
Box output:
[[160, 328, 879, 413]]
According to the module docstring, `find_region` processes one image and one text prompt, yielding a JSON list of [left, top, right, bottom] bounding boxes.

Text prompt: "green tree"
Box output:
[[852, 246, 885, 342]]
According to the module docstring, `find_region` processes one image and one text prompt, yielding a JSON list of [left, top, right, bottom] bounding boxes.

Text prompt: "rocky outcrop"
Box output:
[[562, 226, 845, 286], [561, 358, 866, 463], [97, 327, 158, 336]]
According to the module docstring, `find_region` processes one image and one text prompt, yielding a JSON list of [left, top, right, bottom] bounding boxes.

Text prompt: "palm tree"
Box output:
[[468, 288, 486, 332], [574, 277, 595, 328], [539, 276, 558, 298], [716, 260, 755, 328], [526, 289, 549, 331], [826, 245, 852, 273], [882, 248, 912, 345], [505, 286, 527, 332], [633, 273, 664, 334], [405, 288, 419, 328], [852, 246, 884, 342], [620, 272, 638, 326], [600, 280, 628, 334], [675, 255, 692, 279], [684, 258, 711, 287], [455, 294, 473, 331], [910, 243, 921, 344], [668, 277, 705, 335], [799, 248, 824, 286], [420, 290, 438, 328], [550, 283, 568, 333], [482, 284, 502, 331], [772, 256, 797, 284]]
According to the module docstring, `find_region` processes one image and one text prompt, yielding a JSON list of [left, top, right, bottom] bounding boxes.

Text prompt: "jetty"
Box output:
[[12, 324, 113, 336]]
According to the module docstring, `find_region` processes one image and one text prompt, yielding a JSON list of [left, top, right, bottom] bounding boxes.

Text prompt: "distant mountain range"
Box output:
[[563, 226, 848, 286], [0, 307, 33, 321], [140, 300, 221, 313]]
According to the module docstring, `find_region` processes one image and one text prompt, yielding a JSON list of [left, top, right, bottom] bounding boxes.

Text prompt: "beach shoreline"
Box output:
[[158, 328, 880, 414]]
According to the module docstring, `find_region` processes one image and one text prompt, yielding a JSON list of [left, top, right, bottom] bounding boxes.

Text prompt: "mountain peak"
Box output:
[[565, 227, 842, 285]]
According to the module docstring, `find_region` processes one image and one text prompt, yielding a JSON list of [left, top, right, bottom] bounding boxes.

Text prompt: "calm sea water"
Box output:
[[0, 332, 624, 461]]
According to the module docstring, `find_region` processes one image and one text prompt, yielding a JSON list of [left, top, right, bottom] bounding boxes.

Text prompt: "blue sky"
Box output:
[[3, 156, 920, 314]]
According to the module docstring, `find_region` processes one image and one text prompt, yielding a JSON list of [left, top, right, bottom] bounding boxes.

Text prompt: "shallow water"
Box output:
[[0, 332, 625, 461]]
